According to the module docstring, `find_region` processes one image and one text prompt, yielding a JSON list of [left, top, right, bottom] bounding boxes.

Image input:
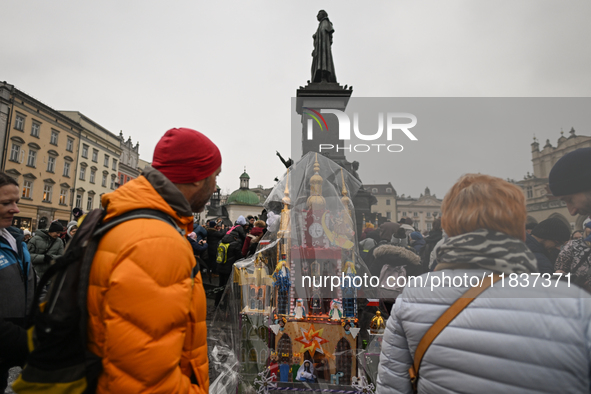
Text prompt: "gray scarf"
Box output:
[[437, 229, 537, 275]]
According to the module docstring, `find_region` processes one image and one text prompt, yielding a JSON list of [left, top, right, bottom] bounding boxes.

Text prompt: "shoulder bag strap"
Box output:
[[408, 273, 502, 392]]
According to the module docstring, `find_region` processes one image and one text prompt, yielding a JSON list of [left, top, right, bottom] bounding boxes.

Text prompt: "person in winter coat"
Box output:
[[242, 220, 266, 257], [524, 218, 570, 275], [205, 220, 224, 274], [215, 217, 247, 307], [86, 128, 220, 393], [421, 218, 443, 270], [409, 231, 426, 255], [371, 243, 421, 313], [63, 224, 78, 247], [0, 174, 34, 392], [359, 229, 380, 262], [378, 174, 591, 394], [27, 221, 65, 277], [365, 222, 399, 269]]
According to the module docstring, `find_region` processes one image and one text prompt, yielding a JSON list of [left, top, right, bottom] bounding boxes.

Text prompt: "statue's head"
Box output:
[[317, 10, 328, 21]]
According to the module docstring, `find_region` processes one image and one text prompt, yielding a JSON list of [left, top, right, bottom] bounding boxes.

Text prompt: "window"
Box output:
[[31, 122, 40, 138], [386, 211, 391, 220], [87, 195, 94, 211], [59, 189, 68, 205], [427, 222, 432, 231], [102, 173, 107, 187], [372, 188, 378, 194], [63, 161, 71, 177], [14, 115, 24, 131], [104, 154, 109, 167], [110, 176, 116, 189], [92, 149, 98, 162], [27, 150, 37, 167], [112, 159, 117, 171], [50, 130, 58, 145], [386, 199, 391, 206], [79, 166, 86, 180], [47, 156, 56, 173], [386, 188, 392, 193], [66, 138, 74, 152], [10, 144, 20, 162], [82, 144, 88, 158], [22, 180, 32, 199], [120, 174, 124, 185], [42, 185, 52, 202], [75, 194, 82, 208], [90, 169, 96, 184], [402, 212, 407, 217], [526, 186, 533, 199], [427, 212, 431, 218], [413, 212, 418, 217]]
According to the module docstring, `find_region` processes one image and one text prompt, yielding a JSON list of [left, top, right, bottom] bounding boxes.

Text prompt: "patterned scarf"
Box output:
[[437, 229, 537, 275]]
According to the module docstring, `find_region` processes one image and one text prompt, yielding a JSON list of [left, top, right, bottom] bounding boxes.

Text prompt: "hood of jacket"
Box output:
[[373, 244, 421, 266], [101, 166, 193, 231]]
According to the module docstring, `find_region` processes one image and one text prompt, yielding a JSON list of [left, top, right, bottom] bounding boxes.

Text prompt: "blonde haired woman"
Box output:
[[378, 174, 591, 394]]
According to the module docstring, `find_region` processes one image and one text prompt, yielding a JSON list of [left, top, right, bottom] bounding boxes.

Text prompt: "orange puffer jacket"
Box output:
[[87, 173, 208, 393]]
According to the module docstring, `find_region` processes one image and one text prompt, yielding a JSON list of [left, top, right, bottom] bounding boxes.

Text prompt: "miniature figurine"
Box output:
[[280, 358, 290, 382], [293, 298, 307, 319], [269, 351, 279, 382], [291, 353, 302, 382], [329, 299, 342, 321], [369, 311, 386, 334], [296, 360, 316, 383], [273, 259, 291, 315]]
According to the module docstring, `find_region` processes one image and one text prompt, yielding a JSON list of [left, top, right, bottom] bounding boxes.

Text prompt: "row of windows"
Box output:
[[400, 211, 439, 218], [22, 179, 101, 211], [81, 144, 117, 170], [79, 166, 116, 189], [372, 187, 393, 194], [14, 114, 75, 152]]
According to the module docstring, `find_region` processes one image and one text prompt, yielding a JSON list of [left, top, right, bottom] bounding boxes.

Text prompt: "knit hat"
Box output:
[[48, 221, 64, 233], [188, 232, 197, 240], [72, 208, 84, 219], [208, 220, 216, 228], [531, 218, 571, 244], [549, 147, 591, 196], [23, 230, 31, 236], [236, 215, 247, 226], [152, 128, 221, 183]]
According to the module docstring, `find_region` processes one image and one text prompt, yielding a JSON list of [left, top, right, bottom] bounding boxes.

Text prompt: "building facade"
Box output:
[[60, 111, 121, 213], [365, 183, 397, 222], [1, 83, 83, 230], [396, 187, 442, 232], [516, 128, 591, 230], [117, 131, 140, 186]]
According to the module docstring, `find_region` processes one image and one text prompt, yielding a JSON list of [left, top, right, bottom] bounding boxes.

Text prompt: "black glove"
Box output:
[[43, 254, 52, 264]]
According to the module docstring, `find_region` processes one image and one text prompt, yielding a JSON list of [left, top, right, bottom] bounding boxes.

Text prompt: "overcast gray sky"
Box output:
[[2, 0, 590, 198]]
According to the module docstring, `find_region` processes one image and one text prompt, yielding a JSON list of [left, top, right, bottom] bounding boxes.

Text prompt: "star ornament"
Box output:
[[295, 323, 331, 358]]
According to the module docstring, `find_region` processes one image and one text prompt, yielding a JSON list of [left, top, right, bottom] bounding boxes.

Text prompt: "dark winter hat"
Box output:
[[549, 148, 591, 196], [48, 221, 64, 233], [152, 128, 221, 183], [72, 207, 84, 219], [208, 220, 217, 228], [531, 218, 571, 244], [525, 222, 538, 231]]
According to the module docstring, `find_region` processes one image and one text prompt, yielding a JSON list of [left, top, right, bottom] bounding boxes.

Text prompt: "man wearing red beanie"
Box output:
[[86, 128, 220, 394]]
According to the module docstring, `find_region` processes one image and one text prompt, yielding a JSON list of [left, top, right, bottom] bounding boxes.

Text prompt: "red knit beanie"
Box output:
[[152, 128, 221, 183]]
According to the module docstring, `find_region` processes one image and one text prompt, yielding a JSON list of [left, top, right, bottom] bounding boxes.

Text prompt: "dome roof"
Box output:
[[226, 189, 260, 205], [240, 171, 250, 179]]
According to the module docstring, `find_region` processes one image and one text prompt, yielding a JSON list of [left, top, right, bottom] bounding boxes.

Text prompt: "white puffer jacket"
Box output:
[[377, 268, 591, 394]]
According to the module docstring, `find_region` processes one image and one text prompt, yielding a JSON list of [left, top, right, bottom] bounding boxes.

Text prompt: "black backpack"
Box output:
[[13, 208, 183, 394]]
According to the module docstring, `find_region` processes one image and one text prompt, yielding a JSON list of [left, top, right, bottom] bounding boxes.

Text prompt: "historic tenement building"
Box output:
[[118, 131, 140, 186], [1, 83, 83, 230], [60, 111, 121, 213], [365, 183, 397, 222], [516, 128, 591, 230], [396, 187, 442, 232]]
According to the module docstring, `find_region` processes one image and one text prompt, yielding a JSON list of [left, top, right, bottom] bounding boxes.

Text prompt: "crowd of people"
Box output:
[[1, 126, 591, 393]]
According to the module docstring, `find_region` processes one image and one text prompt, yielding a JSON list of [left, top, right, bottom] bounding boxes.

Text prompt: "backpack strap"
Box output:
[[94, 209, 185, 238], [408, 273, 502, 392]]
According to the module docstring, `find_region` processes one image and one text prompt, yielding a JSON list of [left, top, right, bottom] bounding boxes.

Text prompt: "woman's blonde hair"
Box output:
[[441, 174, 526, 240]]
